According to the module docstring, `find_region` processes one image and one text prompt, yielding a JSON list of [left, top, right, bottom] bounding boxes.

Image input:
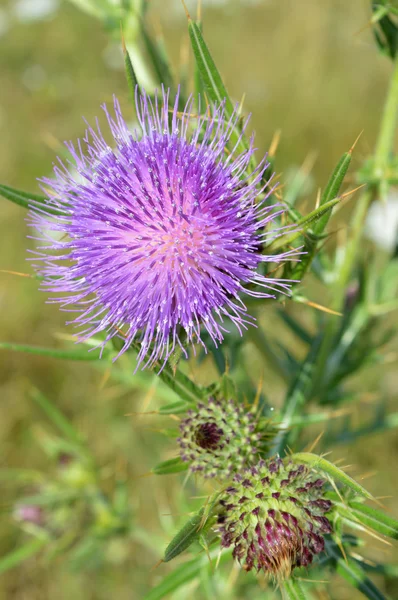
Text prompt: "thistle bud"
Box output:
[[177, 397, 273, 479], [214, 457, 333, 579]]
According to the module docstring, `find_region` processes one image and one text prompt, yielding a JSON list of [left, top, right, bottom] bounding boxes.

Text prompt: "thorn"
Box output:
[[98, 368, 111, 390], [315, 187, 321, 210], [120, 22, 127, 55], [301, 299, 342, 317], [0, 269, 35, 279], [124, 410, 159, 416], [197, 0, 202, 22], [268, 130, 281, 158], [340, 184, 366, 200], [337, 537, 348, 564], [151, 559, 163, 570], [306, 431, 324, 453], [181, 0, 191, 20], [349, 130, 364, 154]]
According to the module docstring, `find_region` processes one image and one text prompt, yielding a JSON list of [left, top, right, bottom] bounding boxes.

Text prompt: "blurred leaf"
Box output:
[[0, 538, 47, 575], [271, 335, 322, 454], [336, 555, 387, 600], [372, 2, 398, 60], [0, 184, 66, 217], [29, 388, 83, 445], [278, 310, 313, 345], [0, 342, 111, 361], [283, 578, 310, 600], [292, 453, 373, 499], [152, 457, 188, 475], [144, 548, 231, 600]]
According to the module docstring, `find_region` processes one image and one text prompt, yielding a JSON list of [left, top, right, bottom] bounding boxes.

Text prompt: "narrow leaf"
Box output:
[[267, 196, 341, 252], [30, 388, 82, 445], [349, 502, 398, 540], [158, 400, 192, 415], [144, 548, 231, 600], [0, 538, 47, 574], [122, 31, 140, 102], [292, 453, 373, 499], [0, 183, 66, 216], [152, 457, 188, 475], [315, 151, 351, 234], [0, 342, 111, 361], [336, 556, 387, 600], [164, 508, 205, 562]]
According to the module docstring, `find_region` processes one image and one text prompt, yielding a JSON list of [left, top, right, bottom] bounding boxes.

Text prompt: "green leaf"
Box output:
[[315, 150, 352, 234], [0, 538, 47, 575], [271, 335, 322, 454], [122, 33, 140, 103], [267, 196, 341, 252], [30, 388, 82, 445], [292, 453, 373, 499], [349, 502, 398, 540], [158, 400, 192, 415], [141, 22, 174, 90], [152, 457, 188, 476], [0, 342, 111, 361], [283, 578, 309, 600], [164, 508, 205, 562], [0, 183, 66, 216], [157, 364, 207, 405], [144, 548, 231, 600], [186, 15, 253, 167], [336, 556, 387, 600]]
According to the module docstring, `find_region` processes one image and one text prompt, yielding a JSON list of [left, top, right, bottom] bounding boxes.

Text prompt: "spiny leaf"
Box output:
[[267, 196, 341, 252], [349, 502, 398, 540], [292, 453, 373, 499], [152, 457, 188, 475], [0, 183, 66, 216], [185, 11, 254, 169]]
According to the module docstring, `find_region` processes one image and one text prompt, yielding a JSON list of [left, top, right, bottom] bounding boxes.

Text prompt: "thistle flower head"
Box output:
[[29, 88, 298, 369], [177, 397, 272, 479], [215, 457, 333, 579]]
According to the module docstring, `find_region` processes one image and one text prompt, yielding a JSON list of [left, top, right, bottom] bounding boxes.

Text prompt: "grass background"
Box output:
[[0, 0, 397, 598]]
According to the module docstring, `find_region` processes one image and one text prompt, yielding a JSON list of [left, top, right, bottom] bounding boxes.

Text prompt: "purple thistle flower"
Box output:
[[28, 88, 299, 369]]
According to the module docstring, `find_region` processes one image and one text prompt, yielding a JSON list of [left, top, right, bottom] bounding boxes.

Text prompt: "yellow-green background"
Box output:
[[0, 0, 397, 598]]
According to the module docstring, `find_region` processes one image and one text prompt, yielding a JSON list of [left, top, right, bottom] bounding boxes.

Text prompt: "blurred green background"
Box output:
[[0, 0, 397, 598]]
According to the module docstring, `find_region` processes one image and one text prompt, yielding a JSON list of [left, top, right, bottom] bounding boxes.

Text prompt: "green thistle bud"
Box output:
[[214, 457, 333, 579], [177, 398, 274, 479]]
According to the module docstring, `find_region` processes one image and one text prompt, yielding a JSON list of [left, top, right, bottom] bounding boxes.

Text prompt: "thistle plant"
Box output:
[[1, 2, 398, 600]]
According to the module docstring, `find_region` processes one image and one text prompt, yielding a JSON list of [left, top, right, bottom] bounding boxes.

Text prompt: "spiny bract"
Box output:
[[215, 457, 333, 579], [177, 397, 274, 479]]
